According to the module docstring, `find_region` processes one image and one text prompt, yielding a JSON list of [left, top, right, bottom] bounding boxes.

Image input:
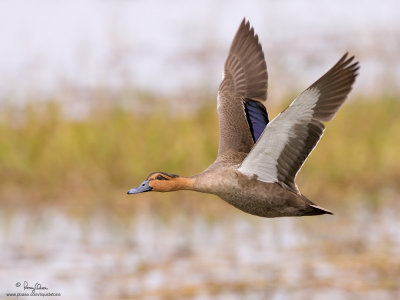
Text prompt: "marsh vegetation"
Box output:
[[0, 94, 399, 299]]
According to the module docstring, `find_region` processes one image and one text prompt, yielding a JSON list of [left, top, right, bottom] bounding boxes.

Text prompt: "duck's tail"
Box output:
[[307, 204, 334, 216], [300, 194, 334, 216]]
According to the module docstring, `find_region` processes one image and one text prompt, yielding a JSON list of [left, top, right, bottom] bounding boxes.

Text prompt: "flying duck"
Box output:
[[127, 19, 359, 217]]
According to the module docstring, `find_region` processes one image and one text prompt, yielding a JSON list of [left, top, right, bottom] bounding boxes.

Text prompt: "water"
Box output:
[[1, 202, 400, 299]]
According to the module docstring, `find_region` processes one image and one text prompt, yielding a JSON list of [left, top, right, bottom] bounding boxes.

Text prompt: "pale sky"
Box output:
[[0, 0, 399, 101]]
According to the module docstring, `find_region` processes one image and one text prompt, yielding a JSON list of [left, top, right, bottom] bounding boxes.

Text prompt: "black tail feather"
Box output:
[[308, 204, 334, 215]]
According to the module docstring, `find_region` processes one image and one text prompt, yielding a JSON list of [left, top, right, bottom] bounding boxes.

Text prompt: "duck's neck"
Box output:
[[172, 176, 195, 191], [156, 176, 196, 192]]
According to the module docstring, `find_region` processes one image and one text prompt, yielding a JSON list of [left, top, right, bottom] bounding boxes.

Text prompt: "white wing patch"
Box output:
[[238, 88, 320, 182]]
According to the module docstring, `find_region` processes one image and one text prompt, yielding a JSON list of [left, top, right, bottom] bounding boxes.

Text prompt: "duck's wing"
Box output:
[[217, 19, 269, 156], [238, 53, 359, 192]]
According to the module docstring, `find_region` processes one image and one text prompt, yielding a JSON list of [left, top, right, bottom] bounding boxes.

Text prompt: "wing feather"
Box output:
[[238, 53, 359, 191], [217, 19, 269, 155]]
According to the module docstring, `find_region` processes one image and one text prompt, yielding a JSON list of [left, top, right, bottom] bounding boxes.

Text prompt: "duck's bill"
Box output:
[[127, 180, 152, 194]]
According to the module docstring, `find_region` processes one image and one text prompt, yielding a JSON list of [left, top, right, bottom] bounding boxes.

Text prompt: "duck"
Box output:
[[127, 18, 359, 218]]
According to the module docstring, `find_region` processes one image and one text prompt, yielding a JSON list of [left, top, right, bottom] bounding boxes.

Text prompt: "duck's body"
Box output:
[[193, 160, 326, 218], [128, 19, 359, 218]]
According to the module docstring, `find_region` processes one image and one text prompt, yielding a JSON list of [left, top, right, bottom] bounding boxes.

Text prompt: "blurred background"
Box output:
[[1, 0, 400, 299]]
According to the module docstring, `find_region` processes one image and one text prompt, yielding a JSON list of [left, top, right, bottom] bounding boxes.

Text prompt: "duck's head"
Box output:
[[127, 172, 192, 194]]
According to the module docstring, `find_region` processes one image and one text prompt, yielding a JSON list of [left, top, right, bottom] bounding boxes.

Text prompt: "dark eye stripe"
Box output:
[[156, 175, 168, 180]]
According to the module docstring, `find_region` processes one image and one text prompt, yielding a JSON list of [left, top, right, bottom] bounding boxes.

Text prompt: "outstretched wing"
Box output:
[[238, 53, 359, 192], [217, 18, 269, 156]]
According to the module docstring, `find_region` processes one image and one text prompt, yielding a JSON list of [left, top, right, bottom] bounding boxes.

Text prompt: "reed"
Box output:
[[0, 95, 398, 215]]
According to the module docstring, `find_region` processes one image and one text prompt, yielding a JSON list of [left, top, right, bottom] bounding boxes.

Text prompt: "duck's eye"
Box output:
[[156, 175, 168, 180]]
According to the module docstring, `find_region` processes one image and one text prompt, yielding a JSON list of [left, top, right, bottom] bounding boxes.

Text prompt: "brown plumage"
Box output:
[[127, 18, 359, 218], [217, 19, 268, 155]]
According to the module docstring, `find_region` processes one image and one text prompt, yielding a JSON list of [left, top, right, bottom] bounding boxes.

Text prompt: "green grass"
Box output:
[[0, 95, 399, 215]]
